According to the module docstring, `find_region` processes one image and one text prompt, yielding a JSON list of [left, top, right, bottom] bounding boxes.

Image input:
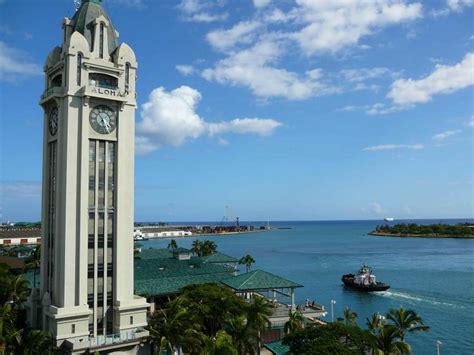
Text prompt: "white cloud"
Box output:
[[340, 67, 394, 82], [217, 137, 230, 146], [447, 0, 474, 11], [208, 118, 282, 136], [138, 86, 206, 148], [291, 0, 423, 55], [136, 86, 282, 153], [108, 0, 144, 8], [253, 0, 271, 8], [176, 64, 195, 75], [370, 202, 386, 215], [178, 0, 227, 22], [207, 21, 261, 52], [432, 129, 461, 141], [468, 116, 474, 127], [0, 41, 42, 81], [388, 52, 474, 106], [202, 41, 338, 100], [363, 144, 424, 151]]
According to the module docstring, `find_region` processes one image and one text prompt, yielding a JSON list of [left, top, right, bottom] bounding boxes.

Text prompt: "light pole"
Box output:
[[330, 299, 336, 322], [436, 340, 442, 355], [377, 313, 385, 326]]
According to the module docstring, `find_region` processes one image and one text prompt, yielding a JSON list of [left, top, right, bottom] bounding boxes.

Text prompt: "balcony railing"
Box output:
[[40, 86, 64, 102], [65, 328, 148, 351]]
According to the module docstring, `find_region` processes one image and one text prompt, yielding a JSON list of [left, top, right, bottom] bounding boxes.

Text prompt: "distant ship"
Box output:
[[384, 217, 395, 222], [342, 265, 390, 292]]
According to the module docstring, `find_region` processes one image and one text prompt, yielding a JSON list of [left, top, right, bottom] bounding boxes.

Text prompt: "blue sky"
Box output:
[[0, 0, 473, 222]]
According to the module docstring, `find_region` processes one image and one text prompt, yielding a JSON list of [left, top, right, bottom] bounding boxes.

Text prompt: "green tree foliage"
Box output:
[[374, 223, 473, 237], [179, 283, 248, 337], [191, 240, 203, 256], [148, 297, 204, 355], [0, 264, 56, 354], [247, 297, 273, 355], [386, 307, 430, 342], [201, 330, 238, 355], [167, 239, 178, 251], [368, 324, 411, 355], [201, 240, 217, 256], [284, 310, 305, 335], [283, 322, 371, 354], [238, 255, 255, 273], [225, 315, 256, 355], [340, 307, 358, 327]]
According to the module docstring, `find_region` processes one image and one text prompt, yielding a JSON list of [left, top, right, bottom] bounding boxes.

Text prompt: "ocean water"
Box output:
[[141, 219, 474, 355]]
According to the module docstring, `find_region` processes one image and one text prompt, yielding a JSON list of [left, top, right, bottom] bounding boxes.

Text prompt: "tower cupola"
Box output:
[[71, 0, 119, 58]]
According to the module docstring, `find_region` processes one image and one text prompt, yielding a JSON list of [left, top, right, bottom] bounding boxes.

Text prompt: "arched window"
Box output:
[[99, 23, 105, 59], [125, 62, 130, 91], [77, 53, 83, 86], [89, 73, 118, 89], [51, 74, 62, 88]]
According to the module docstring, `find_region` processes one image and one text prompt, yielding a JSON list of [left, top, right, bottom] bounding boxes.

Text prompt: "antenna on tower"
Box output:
[[74, 0, 81, 11]]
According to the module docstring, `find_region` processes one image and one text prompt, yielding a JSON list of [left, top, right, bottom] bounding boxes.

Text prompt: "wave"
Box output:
[[376, 290, 469, 309]]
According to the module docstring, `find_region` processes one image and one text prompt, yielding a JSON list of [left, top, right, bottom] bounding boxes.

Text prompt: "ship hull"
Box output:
[[341, 274, 390, 292]]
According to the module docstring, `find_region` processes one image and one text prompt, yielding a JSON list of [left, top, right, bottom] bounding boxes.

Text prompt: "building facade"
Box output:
[[27, 0, 149, 353]]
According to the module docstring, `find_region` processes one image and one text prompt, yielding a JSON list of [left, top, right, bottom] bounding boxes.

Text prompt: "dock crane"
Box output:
[[224, 205, 240, 228]]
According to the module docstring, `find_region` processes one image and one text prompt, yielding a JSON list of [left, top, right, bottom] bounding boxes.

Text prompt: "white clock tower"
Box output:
[[27, 0, 149, 353]]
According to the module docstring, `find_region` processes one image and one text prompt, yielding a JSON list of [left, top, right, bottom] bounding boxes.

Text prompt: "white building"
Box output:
[[134, 228, 193, 240], [27, 1, 149, 353]]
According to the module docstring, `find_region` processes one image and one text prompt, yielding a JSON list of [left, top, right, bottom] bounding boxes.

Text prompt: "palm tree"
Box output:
[[386, 307, 430, 342], [226, 315, 256, 355], [4, 274, 30, 307], [191, 239, 203, 256], [370, 324, 411, 355], [148, 297, 204, 355], [367, 313, 384, 334], [0, 303, 19, 355], [167, 239, 178, 252], [238, 255, 255, 273], [342, 306, 358, 327], [247, 297, 273, 355], [12, 328, 56, 355], [284, 310, 305, 334], [202, 240, 217, 256]]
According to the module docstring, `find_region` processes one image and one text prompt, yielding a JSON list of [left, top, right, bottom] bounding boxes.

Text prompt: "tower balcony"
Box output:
[[63, 328, 149, 352], [40, 86, 66, 105]]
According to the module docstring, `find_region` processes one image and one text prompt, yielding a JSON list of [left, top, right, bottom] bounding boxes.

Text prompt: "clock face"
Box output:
[[89, 105, 116, 134], [49, 107, 58, 136]]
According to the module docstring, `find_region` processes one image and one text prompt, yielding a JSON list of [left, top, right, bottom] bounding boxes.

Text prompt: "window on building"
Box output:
[[77, 53, 82, 86], [130, 316, 133, 325], [99, 23, 105, 59], [51, 74, 62, 88], [71, 324, 76, 334], [125, 63, 130, 91], [89, 73, 118, 90]]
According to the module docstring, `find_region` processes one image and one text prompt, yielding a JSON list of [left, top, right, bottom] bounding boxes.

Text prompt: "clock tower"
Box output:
[[27, 0, 149, 353]]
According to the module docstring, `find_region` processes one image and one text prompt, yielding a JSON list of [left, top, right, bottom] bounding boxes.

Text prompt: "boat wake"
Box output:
[[376, 290, 466, 309]]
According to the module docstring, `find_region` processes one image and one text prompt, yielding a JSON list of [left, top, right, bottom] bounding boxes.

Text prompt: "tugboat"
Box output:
[[342, 265, 390, 292]]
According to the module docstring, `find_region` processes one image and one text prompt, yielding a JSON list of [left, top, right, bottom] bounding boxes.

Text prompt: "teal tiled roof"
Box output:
[[264, 341, 289, 355], [173, 247, 191, 254], [201, 252, 238, 263], [134, 249, 235, 296], [136, 248, 172, 259], [221, 270, 302, 291], [135, 274, 233, 297]]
